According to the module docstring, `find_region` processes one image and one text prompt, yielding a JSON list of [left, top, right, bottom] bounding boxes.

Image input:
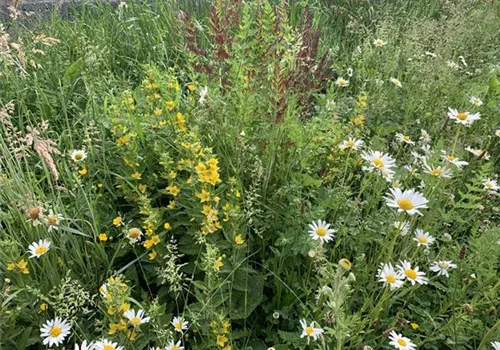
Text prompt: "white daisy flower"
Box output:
[[124, 309, 150, 326], [94, 339, 124, 350], [495, 129, 500, 137], [469, 96, 483, 106], [40, 317, 72, 347], [165, 340, 184, 350], [491, 341, 500, 350], [440, 152, 468, 168], [361, 150, 397, 174], [388, 330, 417, 350], [389, 77, 402, 88], [373, 39, 386, 47], [397, 260, 428, 285], [420, 129, 431, 143], [70, 150, 87, 162], [300, 319, 324, 342], [338, 137, 363, 151], [430, 260, 457, 278], [394, 221, 411, 236], [308, 219, 336, 244], [465, 146, 490, 160], [385, 188, 428, 216], [75, 340, 94, 350], [413, 229, 435, 248], [172, 316, 188, 333], [126, 227, 143, 244], [335, 77, 349, 87], [424, 164, 452, 178], [447, 108, 481, 126], [28, 239, 51, 258], [199, 86, 208, 105], [483, 179, 499, 191], [380, 169, 395, 182], [396, 133, 414, 145], [45, 209, 64, 232], [377, 263, 404, 290], [420, 144, 431, 153]]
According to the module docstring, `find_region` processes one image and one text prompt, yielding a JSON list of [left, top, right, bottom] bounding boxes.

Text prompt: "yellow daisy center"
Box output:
[[447, 155, 455, 161], [346, 140, 356, 147], [397, 198, 414, 211], [376, 40, 383, 46], [430, 168, 442, 176], [172, 347, 179, 350], [386, 274, 396, 284], [417, 236, 427, 244], [47, 216, 58, 225], [485, 182, 493, 188], [402, 136, 410, 142], [128, 228, 141, 239], [130, 317, 141, 326], [35, 246, 48, 255], [103, 345, 115, 350], [456, 112, 468, 120], [49, 326, 62, 337], [438, 261, 449, 269], [315, 227, 327, 237], [175, 322, 182, 330], [306, 326, 315, 336], [75, 154, 83, 160], [397, 338, 407, 346], [372, 158, 384, 168], [405, 268, 417, 280], [392, 79, 400, 85], [473, 98, 479, 104], [339, 80, 346, 86]]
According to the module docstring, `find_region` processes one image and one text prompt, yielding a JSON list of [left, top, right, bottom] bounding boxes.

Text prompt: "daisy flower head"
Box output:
[[466, 146, 490, 160], [335, 77, 349, 87], [166, 340, 184, 350], [420, 129, 431, 143], [413, 229, 435, 248], [491, 341, 500, 350], [385, 188, 428, 216], [40, 317, 72, 347], [469, 96, 483, 106], [430, 260, 457, 278], [361, 150, 397, 173], [338, 137, 363, 151], [397, 260, 428, 285], [394, 220, 411, 236], [483, 178, 499, 192], [496, 129, 500, 137], [126, 227, 143, 244], [389, 330, 417, 350], [377, 263, 404, 290], [424, 164, 452, 178], [45, 209, 63, 231], [441, 152, 468, 168], [300, 319, 324, 342], [308, 219, 336, 244], [172, 316, 188, 333], [124, 309, 150, 327], [75, 340, 94, 350], [70, 150, 87, 162], [373, 38, 386, 47], [389, 77, 402, 88], [94, 339, 124, 350], [28, 239, 51, 258], [447, 108, 481, 126], [396, 133, 414, 145]]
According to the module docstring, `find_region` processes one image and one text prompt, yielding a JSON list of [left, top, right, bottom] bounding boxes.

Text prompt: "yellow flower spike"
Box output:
[[187, 83, 195, 91], [138, 184, 147, 193], [166, 184, 181, 196], [107, 306, 116, 315], [78, 168, 88, 176], [196, 189, 211, 203], [168, 200, 176, 209], [7, 263, 16, 271], [234, 234, 245, 245], [165, 101, 176, 110], [119, 303, 130, 313], [234, 190, 240, 198], [214, 257, 224, 271], [222, 320, 230, 333], [149, 250, 157, 260], [113, 216, 122, 226], [131, 172, 142, 180], [411, 322, 419, 330], [153, 108, 162, 116], [117, 135, 129, 146], [186, 177, 193, 184], [217, 334, 228, 347], [99, 233, 108, 242], [169, 171, 177, 179]]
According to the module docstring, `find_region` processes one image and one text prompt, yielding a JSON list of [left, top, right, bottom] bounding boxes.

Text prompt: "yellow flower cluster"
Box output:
[[211, 319, 232, 349], [7, 259, 29, 274]]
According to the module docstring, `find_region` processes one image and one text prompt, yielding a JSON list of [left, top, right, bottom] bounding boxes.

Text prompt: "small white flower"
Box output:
[[172, 316, 188, 332], [308, 220, 336, 244], [165, 340, 184, 350], [373, 39, 386, 47], [396, 133, 414, 145], [388, 330, 417, 350], [75, 340, 94, 350], [447, 108, 481, 126], [430, 260, 457, 278], [70, 150, 87, 162], [440, 151, 468, 168], [94, 339, 124, 350], [413, 229, 435, 248], [338, 137, 363, 151], [424, 164, 452, 178], [124, 309, 150, 326], [466, 146, 490, 160], [389, 77, 402, 88], [394, 221, 411, 236], [420, 129, 431, 143], [361, 150, 397, 175], [470, 96, 483, 106], [199, 86, 208, 105], [300, 319, 324, 342], [377, 263, 404, 290], [45, 209, 64, 231], [491, 341, 500, 350], [335, 77, 349, 87], [28, 239, 51, 258], [397, 260, 428, 285], [40, 317, 72, 347], [385, 188, 429, 216], [482, 178, 499, 191], [443, 233, 452, 241]]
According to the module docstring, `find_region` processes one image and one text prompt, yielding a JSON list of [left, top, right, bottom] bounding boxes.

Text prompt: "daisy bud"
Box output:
[[338, 258, 352, 271], [463, 303, 473, 313], [347, 272, 356, 282], [4, 278, 10, 284], [272, 312, 280, 319]]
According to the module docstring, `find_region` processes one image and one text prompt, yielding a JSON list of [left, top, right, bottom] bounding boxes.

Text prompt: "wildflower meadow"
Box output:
[[0, 0, 499, 349]]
